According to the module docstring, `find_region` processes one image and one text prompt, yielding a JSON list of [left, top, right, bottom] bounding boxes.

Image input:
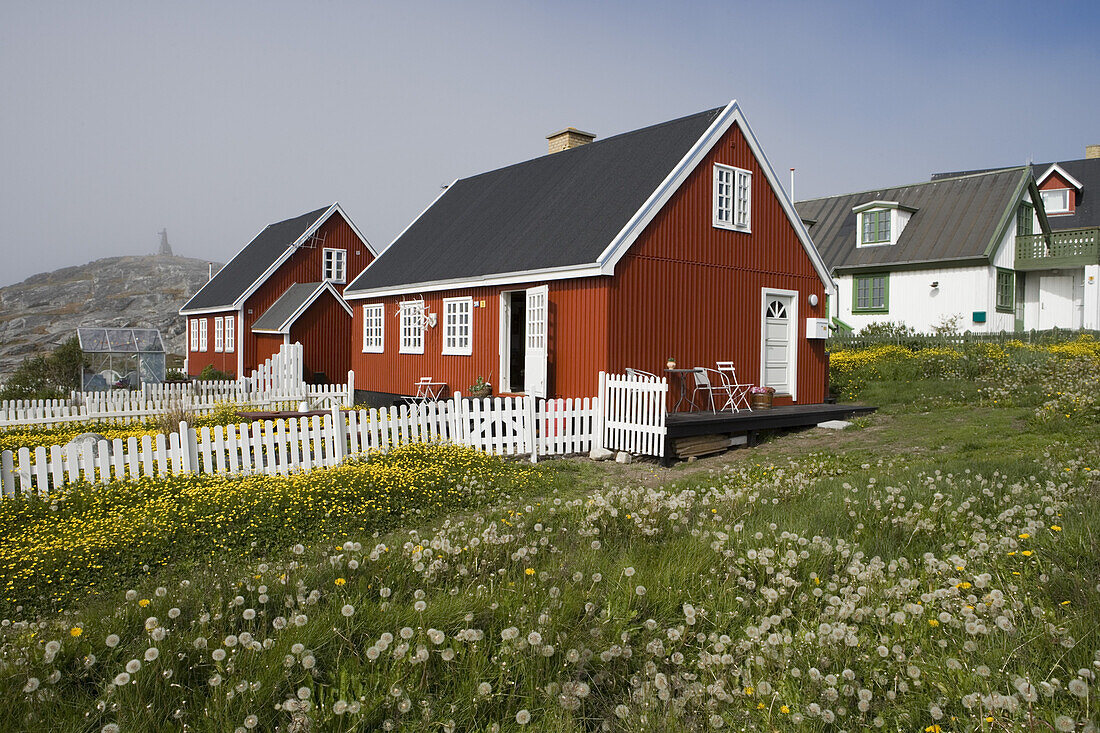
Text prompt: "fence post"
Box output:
[[525, 396, 538, 464], [179, 421, 198, 473], [448, 395, 462, 446], [346, 370, 355, 407], [330, 405, 348, 464], [593, 371, 607, 452]]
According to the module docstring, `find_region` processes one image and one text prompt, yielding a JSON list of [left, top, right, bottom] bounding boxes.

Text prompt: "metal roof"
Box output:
[[795, 168, 1030, 273], [933, 157, 1100, 230], [250, 282, 349, 333], [180, 206, 331, 313], [77, 327, 164, 353], [346, 107, 724, 294]]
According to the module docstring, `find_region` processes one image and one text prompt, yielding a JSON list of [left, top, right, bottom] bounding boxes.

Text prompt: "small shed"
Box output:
[[77, 327, 166, 390]]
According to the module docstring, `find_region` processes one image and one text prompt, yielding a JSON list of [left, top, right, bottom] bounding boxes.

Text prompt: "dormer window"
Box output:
[[1040, 188, 1071, 215], [713, 164, 751, 232], [852, 200, 915, 248], [861, 209, 891, 244]]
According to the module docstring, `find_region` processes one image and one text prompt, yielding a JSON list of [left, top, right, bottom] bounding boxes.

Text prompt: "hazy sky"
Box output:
[[1, 0, 1097, 287]]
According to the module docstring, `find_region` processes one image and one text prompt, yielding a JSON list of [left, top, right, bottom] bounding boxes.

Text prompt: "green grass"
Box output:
[[0, 364, 1097, 732]]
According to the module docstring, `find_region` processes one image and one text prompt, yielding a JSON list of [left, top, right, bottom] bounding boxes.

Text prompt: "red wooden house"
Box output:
[[344, 101, 833, 406], [180, 203, 376, 381]]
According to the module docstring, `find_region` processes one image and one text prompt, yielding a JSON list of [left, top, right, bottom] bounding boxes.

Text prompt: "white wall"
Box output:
[[837, 265, 1014, 333], [1085, 265, 1100, 330]]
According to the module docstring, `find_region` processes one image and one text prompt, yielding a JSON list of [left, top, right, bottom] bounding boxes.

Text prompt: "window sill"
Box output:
[[851, 308, 889, 315], [713, 222, 751, 234]]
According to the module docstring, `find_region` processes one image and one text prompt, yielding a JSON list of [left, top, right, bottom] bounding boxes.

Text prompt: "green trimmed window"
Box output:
[[1016, 203, 1033, 236], [861, 210, 891, 244], [996, 268, 1015, 313], [853, 273, 889, 313]]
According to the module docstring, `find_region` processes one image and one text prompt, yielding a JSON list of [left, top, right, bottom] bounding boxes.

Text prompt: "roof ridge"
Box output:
[[456, 106, 726, 184], [796, 166, 1029, 205]]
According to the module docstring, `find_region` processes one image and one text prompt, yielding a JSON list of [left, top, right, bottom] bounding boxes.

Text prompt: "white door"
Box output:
[[524, 285, 548, 398], [763, 295, 792, 394], [1038, 274, 1077, 330]]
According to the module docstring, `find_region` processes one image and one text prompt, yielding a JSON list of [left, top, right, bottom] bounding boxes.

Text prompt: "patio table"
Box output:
[[664, 368, 699, 412]]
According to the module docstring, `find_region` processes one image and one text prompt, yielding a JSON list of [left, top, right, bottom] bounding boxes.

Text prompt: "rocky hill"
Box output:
[[0, 255, 221, 380]]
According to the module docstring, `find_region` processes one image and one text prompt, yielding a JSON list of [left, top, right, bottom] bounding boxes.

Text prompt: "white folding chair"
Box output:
[[403, 376, 435, 405], [691, 367, 735, 412], [625, 368, 659, 380], [716, 361, 753, 412]]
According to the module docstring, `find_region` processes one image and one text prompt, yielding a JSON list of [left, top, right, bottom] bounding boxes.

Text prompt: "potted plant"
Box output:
[[666, 357, 677, 370], [468, 376, 492, 399], [749, 385, 775, 409]]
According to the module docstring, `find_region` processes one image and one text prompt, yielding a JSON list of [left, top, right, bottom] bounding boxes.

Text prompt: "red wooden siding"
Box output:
[[290, 297, 352, 383], [253, 333, 283, 371], [608, 118, 828, 404], [1038, 172, 1077, 214], [350, 278, 609, 399], [186, 312, 239, 377]]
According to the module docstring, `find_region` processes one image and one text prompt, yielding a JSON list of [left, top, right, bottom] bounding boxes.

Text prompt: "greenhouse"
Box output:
[[76, 327, 166, 390]]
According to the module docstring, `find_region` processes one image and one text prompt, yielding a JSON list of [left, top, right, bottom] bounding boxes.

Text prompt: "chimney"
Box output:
[[546, 127, 596, 154], [1087, 144, 1100, 159]]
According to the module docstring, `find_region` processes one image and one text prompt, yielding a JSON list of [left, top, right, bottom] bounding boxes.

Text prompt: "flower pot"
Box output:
[[468, 387, 492, 400], [666, 361, 677, 370], [750, 392, 773, 410]]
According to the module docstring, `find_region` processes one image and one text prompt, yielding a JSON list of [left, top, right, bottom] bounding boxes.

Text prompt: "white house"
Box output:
[[796, 166, 1100, 333]]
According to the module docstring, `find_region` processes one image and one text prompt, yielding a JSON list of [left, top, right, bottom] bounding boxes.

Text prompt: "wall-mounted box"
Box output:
[[806, 318, 830, 339]]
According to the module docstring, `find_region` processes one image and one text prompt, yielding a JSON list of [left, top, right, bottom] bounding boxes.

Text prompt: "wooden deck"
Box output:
[[663, 402, 876, 462]]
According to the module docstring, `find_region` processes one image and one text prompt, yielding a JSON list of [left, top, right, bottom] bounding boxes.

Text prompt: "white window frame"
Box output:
[[713, 163, 751, 233], [213, 317, 224, 352], [399, 300, 424, 354], [442, 297, 473, 356], [224, 314, 235, 352], [323, 248, 347, 283], [198, 319, 208, 352], [1041, 188, 1071, 215], [362, 303, 384, 353], [189, 319, 199, 352]]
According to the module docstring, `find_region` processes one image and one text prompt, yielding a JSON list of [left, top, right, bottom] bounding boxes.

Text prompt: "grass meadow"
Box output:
[[0, 337, 1097, 732]]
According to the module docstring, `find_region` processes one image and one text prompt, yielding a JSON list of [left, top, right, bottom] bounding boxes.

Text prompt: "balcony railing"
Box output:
[[1015, 227, 1100, 271]]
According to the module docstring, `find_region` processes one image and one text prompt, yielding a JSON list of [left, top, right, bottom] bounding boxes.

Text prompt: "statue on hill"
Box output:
[[157, 228, 173, 256]]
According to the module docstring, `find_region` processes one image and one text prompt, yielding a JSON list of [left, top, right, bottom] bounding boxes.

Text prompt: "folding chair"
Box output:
[[691, 367, 735, 412], [625, 368, 659, 380], [716, 361, 753, 412], [403, 377, 444, 405]]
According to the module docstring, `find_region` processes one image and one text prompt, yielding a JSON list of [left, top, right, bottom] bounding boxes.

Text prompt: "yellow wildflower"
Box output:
[[70, 627, 83, 637]]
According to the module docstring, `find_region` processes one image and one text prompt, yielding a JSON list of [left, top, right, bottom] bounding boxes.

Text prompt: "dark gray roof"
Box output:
[[251, 282, 328, 332], [180, 206, 330, 312], [795, 168, 1030, 272], [346, 107, 724, 293], [933, 157, 1100, 230]]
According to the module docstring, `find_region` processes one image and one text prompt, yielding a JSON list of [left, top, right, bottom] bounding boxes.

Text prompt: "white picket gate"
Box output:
[[0, 374, 670, 496], [598, 371, 668, 457]]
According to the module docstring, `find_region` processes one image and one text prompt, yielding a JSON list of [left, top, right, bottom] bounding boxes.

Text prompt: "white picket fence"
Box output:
[[0, 344, 353, 429], [0, 373, 666, 496]]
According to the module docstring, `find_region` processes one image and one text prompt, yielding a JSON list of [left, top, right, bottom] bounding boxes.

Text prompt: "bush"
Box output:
[[0, 337, 88, 401], [197, 364, 234, 381]]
